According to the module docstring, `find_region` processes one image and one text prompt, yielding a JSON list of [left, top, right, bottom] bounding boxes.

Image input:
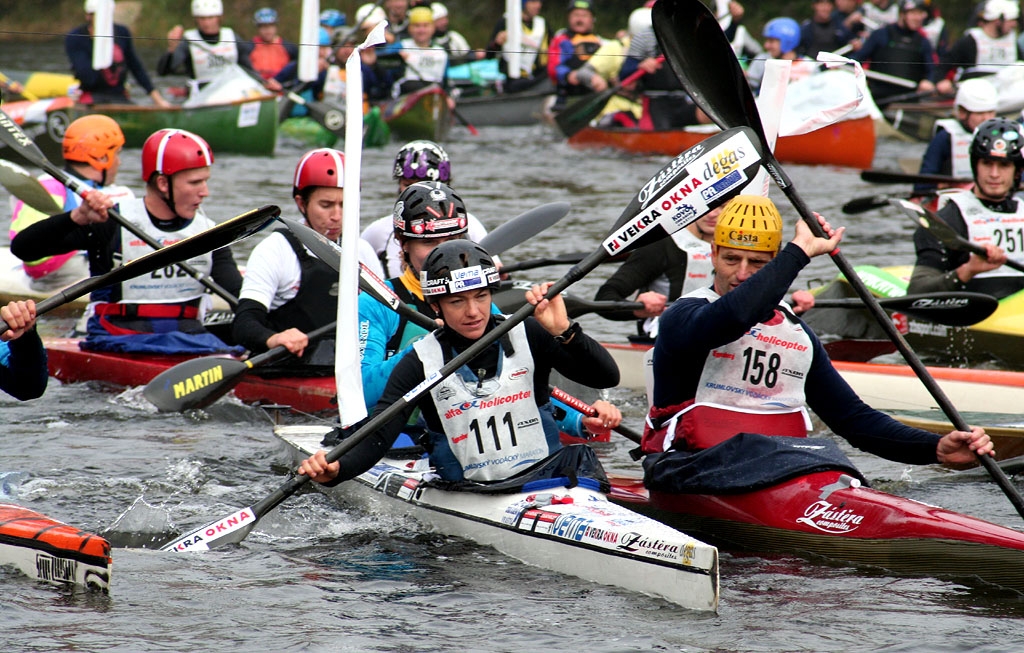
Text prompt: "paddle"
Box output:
[[550, 386, 644, 444], [809, 291, 998, 327], [555, 58, 661, 138], [873, 88, 952, 108], [655, 0, 1024, 520], [894, 199, 1024, 274], [0, 107, 241, 310], [0, 158, 62, 215], [499, 251, 589, 273], [861, 169, 973, 186], [0, 206, 278, 334], [144, 201, 573, 412], [157, 125, 766, 552], [842, 192, 933, 215]]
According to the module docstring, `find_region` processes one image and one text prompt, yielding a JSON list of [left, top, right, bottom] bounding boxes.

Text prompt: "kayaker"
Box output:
[[850, 0, 940, 104], [11, 129, 243, 355], [10, 115, 135, 292], [430, 3, 479, 66], [389, 6, 449, 97], [746, 17, 817, 94], [65, 0, 171, 107], [798, 0, 855, 58], [908, 117, 1024, 298], [640, 195, 993, 480], [299, 239, 621, 484], [618, 21, 713, 130], [485, 0, 549, 91], [549, 0, 605, 112], [914, 77, 998, 193], [273, 28, 335, 102], [360, 140, 491, 278], [384, 0, 412, 41], [0, 300, 47, 401], [231, 148, 382, 364], [935, 0, 1021, 95], [249, 7, 298, 81], [157, 0, 254, 86], [320, 9, 346, 33]]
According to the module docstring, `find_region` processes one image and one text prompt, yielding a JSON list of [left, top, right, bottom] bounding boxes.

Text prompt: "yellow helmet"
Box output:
[[714, 195, 783, 253]]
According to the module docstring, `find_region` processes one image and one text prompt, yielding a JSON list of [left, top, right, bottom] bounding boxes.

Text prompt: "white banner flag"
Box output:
[[91, 0, 114, 71]]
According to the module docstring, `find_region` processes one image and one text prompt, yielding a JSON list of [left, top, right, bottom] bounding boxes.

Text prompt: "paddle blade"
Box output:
[[600, 125, 765, 256], [892, 292, 998, 326], [479, 201, 571, 255], [0, 159, 62, 215], [862, 169, 972, 186], [842, 194, 897, 215], [143, 356, 251, 411], [555, 89, 615, 137], [160, 505, 259, 552], [890, 198, 971, 251], [653, 0, 761, 135]]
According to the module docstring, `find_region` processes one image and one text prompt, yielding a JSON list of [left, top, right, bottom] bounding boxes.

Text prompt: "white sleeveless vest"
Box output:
[[933, 118, 975, 179], [186, 27, 239, 83], [948, 191, 1024, 280], [965, 27, 1017, 76], [415, 321, 549, 482], [504, 16, 546, 75]]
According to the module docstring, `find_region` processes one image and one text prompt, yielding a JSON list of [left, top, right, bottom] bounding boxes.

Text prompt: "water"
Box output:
[[4, 41, 1024, 652]]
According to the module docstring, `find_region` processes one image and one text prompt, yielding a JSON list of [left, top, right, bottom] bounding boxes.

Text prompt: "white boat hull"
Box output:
[[275, 425, 719, 611]]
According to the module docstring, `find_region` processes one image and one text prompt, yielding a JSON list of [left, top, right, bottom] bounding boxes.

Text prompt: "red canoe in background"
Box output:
[[568, 115, 876, 169]]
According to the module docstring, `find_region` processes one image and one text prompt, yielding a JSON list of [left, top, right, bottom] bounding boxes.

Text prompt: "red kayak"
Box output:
[[0, 503, 111, 590], [609, 469, 1024, 590], [45, 337, 338, 413]]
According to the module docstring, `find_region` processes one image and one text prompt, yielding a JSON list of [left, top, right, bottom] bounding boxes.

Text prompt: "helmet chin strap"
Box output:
[[159, 174, 179, 216]]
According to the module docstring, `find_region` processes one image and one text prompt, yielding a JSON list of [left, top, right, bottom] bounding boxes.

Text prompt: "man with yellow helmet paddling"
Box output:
[[640, 195, 993, 489]]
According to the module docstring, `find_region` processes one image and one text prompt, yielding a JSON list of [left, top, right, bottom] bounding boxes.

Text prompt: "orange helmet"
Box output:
[[62, 115, 125, 172]]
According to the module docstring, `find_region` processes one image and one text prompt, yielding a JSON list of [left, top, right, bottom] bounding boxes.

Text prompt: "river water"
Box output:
[[3, 42, 1024, 652]]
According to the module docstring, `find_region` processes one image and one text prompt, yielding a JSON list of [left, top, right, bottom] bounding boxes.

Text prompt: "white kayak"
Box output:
[[274, 424, 720, 611]]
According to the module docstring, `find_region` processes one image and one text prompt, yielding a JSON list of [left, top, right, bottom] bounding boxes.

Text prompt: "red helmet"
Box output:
[[141, 129, 214, 182], [292, 148, 345, 196]]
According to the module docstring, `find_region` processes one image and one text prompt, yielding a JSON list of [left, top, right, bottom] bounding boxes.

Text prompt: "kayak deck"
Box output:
[[275, 425, 720, 611], [609, 470, 1024, 591], [0, 503, 111, 591]]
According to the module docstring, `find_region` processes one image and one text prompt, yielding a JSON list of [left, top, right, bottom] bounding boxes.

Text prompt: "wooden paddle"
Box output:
[[809, 291, 998, 327], [157, 125, 768, 552], [555, 60, 659, 139], [0, 206, 277, 334], [143, 201, 572, 412], [861, 169, 973, 186], [655, 0, 1024, 520], [894, 199, 1024, 274], [0, 158, 62, 215], [0, 107, 241, 310]]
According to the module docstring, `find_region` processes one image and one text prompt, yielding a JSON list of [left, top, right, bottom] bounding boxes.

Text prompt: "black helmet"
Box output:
[[392, 140, 451, 183], [421, 240, 501, 300], [970, 117, 1024, 184], [393, 181, 469, 240]]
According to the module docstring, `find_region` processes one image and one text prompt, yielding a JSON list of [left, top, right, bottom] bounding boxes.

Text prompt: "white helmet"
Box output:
[[628, 7, 653, 39], [83, 0, 100, 13], [356, 3, 387, 27], [956, 77, 999, 113], [431, 2, 448, 20], [191, 0, 223, 18], [982, 0, 1020, 21]]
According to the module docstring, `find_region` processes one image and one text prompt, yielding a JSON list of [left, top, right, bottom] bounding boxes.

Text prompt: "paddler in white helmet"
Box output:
[[157, 0, 255, 85], [640, 195, 993, 494], [915, 77, 998, 193], [298, 239, 621, 485]]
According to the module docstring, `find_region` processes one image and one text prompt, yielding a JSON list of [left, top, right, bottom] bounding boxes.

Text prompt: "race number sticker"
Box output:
[[238, 101, 261, 128]]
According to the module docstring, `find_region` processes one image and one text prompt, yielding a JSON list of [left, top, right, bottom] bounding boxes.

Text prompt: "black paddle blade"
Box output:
[[861, 169, 973, 186], [555, 89, 615, 137], [653, 0, 761, 136], [842, 195, 896, 215], [894, 292, 998, 326], [478, 201, 572, 255], [600, 125, 765, 256], [890, 198, 975, 251], [143, 356, 251, 412]]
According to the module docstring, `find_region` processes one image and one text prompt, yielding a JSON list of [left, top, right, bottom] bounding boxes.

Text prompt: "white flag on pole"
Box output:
[[91, 0, 114, 71], [299, 0, 321, 83]]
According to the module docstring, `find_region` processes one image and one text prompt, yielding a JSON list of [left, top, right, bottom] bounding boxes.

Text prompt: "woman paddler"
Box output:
[[299, 239, 620, 484]]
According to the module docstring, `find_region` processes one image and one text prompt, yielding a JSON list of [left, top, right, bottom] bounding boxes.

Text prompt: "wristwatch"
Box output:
[[554, 320, 581, 345]]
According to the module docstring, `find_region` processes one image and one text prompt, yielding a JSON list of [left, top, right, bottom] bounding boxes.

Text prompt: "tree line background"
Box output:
[[0, 0, 995, 49]]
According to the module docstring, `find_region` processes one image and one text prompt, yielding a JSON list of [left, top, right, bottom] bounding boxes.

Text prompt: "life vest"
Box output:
[[112, 197, 215, 306], [415, 321, 550, 482], [922, 17, 946, 51], [933, 118, 974, 179], [670, 228, 714, 295], [250, 35, 290, 80], [393, 38, 448, 95], [870, 24, 928, 83], [640, 286, 814, 453], [564, 33, 603, 72], [963, 27, 1018, 77], [948, 191, 1024, 281], [323, 64, 346, 102], [11, 177, 133, 279], [504, 15, 547, 75], [185, 27, 238, 83], [266, 229, 338, 333]]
